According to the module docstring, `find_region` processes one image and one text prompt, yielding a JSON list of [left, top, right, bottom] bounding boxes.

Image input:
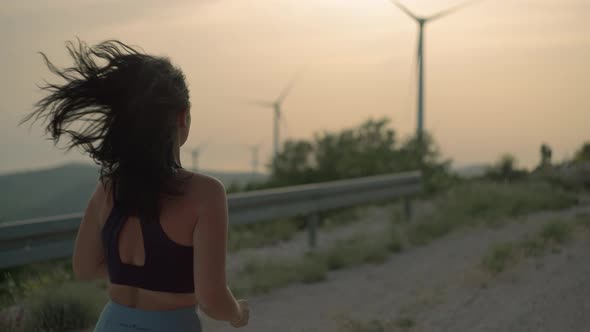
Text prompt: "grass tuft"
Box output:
[[322, 234, 390, 270], [482, 243, 517, 274], [540, 221, 572, 245], [520, 236, 545, 257], [339, 318, 415, 332], [483, 219, 579, 276], [395, 317, 416, 329]]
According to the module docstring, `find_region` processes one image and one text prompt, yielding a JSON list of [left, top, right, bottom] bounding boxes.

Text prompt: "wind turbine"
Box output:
[[248, 144, 261, 175], [389, 0, 482, 142], [239, 138, 265, 175], [245, 71, 303, 161]]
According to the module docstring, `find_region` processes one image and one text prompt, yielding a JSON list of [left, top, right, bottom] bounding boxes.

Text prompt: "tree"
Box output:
[[499, 154, 516, 177], [226, 181, 243, 194], [486, 153, 528, 181], [538, 143, 552, 169], [313, 118, 401, 181], [574, 142, 590, 164], [268, 140, 315, 187], [264, 117, 453, 193], [398, 132, 454, 192]]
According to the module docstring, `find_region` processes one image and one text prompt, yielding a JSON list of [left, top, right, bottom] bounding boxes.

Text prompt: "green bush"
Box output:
[[228, 218, 300, 251], [573, 142, 590, 163], [483, 219, 580, 276], [22, 283, 103, 332], [437, 181, 576, 221], [1, 259, 73, 310], [540, 221, 572, 245], [406, 180, 578, 246], [232, 255, 328, 297], [322, 207, 367, 229], [520, 236, 545, 257], [482, 243, 517, 274], [322, 234, 391, 270]]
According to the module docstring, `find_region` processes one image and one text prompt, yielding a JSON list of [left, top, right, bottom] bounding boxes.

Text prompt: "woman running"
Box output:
[[21, 39, 249, 331]]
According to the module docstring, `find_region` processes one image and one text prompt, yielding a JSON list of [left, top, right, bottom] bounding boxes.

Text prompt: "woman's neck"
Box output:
[[173, 141, 182, 168]]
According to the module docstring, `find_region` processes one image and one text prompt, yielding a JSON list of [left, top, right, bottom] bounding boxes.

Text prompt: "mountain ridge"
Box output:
[[0, 163, 267, 222]]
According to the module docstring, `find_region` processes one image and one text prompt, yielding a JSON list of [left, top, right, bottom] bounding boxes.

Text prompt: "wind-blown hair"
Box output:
[[21, 39, 191, 222]]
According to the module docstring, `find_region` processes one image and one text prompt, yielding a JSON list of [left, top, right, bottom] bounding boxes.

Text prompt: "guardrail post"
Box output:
[[307, 212, 319, 249], [404, 197, 413, 220]]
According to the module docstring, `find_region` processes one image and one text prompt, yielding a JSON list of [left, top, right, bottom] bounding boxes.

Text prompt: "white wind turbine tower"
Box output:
[[246, 72, 303, 161], [390, 0, 482, 142]]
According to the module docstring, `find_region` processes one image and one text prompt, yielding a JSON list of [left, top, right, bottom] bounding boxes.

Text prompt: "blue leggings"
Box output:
[[93, 300, 202, 332]]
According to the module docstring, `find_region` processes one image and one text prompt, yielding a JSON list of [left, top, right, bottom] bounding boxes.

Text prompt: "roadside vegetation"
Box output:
[[1, 118, 588, 331], [335, 317, 416, 332], [232, 229, 403, 297], [481, 219, 578, 275], [405, 180, 578, 246]]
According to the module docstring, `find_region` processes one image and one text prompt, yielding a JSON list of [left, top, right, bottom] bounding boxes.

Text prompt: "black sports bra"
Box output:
[[101, 199, 195, 293]]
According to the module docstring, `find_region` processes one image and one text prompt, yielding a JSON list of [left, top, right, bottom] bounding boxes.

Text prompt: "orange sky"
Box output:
[[1, 0, 588, 173]]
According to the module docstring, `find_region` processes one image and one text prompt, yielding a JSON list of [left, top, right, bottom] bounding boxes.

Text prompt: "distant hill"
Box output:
[[0, 163, 267, 222]]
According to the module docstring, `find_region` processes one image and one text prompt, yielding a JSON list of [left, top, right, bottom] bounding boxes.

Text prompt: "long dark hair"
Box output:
[[21, 39, 191, 222]]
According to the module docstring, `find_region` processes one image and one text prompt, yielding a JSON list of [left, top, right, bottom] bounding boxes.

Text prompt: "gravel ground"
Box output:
[[202, 204, 590, 332]]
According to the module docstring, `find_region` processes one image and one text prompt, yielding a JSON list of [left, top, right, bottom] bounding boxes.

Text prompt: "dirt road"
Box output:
[[202, 204, 590, 332]]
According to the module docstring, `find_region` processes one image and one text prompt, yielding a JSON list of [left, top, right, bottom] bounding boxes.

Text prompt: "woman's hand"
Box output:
[[230, 300, 250, 328]]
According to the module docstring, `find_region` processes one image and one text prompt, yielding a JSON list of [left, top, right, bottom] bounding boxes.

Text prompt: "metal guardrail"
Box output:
[[0, 171, 422, 269]]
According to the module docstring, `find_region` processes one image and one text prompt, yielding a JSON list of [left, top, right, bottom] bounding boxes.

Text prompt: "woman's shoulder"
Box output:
[[177, 169, 226, 198]]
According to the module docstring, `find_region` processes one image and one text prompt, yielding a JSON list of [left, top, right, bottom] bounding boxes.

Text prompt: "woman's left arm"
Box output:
[[72, 182, 108, 280]]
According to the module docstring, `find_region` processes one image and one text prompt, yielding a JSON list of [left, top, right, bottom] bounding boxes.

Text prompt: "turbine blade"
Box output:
[[389, 0, 419, 21], [277, 66, 307, 103], [227, 96, 274, 108], [427, 0, 482, 22], [245, 99, 275, 108], [277, 81, 295, 104]]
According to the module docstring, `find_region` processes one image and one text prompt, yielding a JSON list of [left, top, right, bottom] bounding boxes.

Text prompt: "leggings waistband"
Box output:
[[93, 300, 201, 332]]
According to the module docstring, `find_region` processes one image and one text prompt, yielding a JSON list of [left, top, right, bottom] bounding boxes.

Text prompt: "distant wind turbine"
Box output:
[[239, 139, 264, 175], [390, 0, 482, 142], [248, 144, 262, 175], [245, 70, 304, 161]]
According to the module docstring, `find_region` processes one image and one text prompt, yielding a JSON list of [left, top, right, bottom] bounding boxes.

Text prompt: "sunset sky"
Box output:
[[1, 0, 588, 174]]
